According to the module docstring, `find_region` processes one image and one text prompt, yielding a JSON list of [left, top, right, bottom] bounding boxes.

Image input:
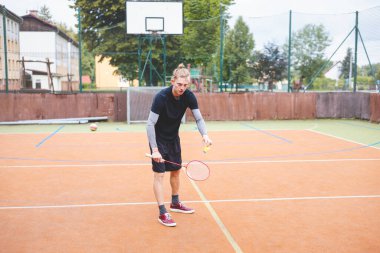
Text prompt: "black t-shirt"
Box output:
[[151, 86, 198, 142]]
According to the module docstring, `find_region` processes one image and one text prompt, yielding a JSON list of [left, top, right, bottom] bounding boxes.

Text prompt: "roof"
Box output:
[[82, 75, 92, 84], [26, 69, 65, 77], [2, 6, 23, 23], [20, 14, 78, 47]]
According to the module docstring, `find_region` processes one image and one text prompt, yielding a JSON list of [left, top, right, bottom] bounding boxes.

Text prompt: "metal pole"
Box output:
[[287, 10, 292, 93], [78, 7, 83, 92], [163, 35, 166, 86], [138, 35, 142, 86], [353, 11, 358, 92], [149, 36, 152, 86], [2, 5, 9, 93], [219, 4, 224, 92], [349, 51, 353, 89]]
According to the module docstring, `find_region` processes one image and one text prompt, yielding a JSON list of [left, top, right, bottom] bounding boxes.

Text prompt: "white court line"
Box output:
[[189, 179, 243, 253], [1, 194, 380, 210], [307, 129, 380, 150], [1, 157, 380, 168]]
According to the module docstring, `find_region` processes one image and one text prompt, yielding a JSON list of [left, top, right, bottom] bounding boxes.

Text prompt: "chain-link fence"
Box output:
[[1, 5, 380, 93], [242, 7, 380, 92]]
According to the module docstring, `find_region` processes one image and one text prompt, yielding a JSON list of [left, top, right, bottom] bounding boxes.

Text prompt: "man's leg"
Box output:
[[169, 169, 194, 214], [154, 172, 176, 226], [170, 169, 180, 196], [153, 172, 165, 206]]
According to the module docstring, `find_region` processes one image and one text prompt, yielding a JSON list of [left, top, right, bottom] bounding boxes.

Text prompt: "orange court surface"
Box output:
[[0, 120, 380, 253]]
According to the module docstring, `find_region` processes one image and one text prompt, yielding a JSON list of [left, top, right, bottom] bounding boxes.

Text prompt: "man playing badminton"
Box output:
[[146, 63, 212, 227]]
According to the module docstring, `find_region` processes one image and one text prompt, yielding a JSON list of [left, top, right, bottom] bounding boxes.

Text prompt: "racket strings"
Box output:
[[185, 160, 209, 181]]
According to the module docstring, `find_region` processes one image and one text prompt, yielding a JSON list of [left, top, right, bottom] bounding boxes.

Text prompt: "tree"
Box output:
[[39, 5, 52, 22], [224, 16, 254, 90], [284, 24, 331, 84], [72, 0, 234, 86], [339, 47, 353, 79], [250, 42, 287, 87]]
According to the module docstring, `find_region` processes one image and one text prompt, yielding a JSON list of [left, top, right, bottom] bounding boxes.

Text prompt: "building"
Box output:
[[20, 11, 79, 91], [95, 55, 132, 90], [0, 6, 23, 91]]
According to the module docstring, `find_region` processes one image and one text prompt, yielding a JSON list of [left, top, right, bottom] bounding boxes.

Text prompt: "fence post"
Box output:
[[219, 4, 224, 92], [287, 10, 292, 93], [162, 35, 166, 86], [353, 11, 359, 92], [78, 7, 83, 92], [2, 5, 9, 93], [138, 35, 142, 86]]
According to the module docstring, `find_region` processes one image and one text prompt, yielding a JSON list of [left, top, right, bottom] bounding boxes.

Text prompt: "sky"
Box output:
[[229, 0, 380, 18]]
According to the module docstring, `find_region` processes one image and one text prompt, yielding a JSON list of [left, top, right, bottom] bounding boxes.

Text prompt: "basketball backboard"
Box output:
[[126, 1, 183, 35]]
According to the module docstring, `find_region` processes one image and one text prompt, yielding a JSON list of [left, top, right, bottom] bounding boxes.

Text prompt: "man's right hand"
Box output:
[[152, 148, 163, 163]]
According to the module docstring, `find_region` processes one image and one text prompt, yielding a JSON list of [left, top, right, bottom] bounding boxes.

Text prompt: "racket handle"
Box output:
[[145, 153, 166, 163]]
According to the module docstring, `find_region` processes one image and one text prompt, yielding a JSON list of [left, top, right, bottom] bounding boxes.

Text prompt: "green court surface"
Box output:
[[0, 119, 379, 148]]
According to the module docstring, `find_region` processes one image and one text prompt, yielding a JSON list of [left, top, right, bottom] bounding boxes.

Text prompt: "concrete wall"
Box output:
[[0, 92, 379, 123]]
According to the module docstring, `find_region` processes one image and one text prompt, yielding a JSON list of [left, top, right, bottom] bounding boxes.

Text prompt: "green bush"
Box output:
[[309, 77, 337, 91]]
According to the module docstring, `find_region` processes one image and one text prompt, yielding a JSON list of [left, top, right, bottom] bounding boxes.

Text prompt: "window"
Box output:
[[35, 79, 41, 89]]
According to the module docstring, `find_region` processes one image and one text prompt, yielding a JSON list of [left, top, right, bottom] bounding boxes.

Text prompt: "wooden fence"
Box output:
[[0, 92, 379, 123]]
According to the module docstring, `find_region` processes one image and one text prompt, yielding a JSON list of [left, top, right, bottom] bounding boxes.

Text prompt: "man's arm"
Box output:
[[146, 111, 162, 162], [192, 109, 212, 146]]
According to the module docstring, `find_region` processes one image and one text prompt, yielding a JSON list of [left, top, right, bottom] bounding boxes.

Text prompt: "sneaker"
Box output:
[[170, 202, 195, 214], [158, 213, 176, 227]]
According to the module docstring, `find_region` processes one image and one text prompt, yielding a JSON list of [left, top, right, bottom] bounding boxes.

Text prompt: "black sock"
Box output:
[[159, 205, 167, 215], [172, 194, 179, 205]]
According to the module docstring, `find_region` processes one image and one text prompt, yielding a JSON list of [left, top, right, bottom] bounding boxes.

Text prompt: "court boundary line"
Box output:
[[307, 129, 380, 150], [35, 125, 65, 148], [240, 123, 292, 143], [1, 157, 379, 168], [1, 194, 379, 210], [189, 179, 243, 253]]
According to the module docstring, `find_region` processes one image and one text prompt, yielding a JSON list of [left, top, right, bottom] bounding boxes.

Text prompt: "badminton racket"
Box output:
[[145, 153, 210, 181]]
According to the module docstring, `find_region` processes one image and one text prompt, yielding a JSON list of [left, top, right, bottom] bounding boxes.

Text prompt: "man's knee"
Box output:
[[154, 172, 165, 182]]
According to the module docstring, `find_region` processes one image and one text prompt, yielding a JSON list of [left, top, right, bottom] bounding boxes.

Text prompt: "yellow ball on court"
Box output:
[[90, 123, 98, 131]]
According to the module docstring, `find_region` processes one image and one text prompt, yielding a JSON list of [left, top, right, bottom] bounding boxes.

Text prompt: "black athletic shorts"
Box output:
[[150, 136, 182, 173]]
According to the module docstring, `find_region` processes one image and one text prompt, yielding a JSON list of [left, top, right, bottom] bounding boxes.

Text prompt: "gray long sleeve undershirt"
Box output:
[[146, 109, 207, 150], [146, 111, 159, 149], [192, 109, 207, 136]]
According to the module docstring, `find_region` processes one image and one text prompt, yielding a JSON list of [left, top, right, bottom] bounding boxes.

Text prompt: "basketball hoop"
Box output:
[[125, 1, 183, 35]]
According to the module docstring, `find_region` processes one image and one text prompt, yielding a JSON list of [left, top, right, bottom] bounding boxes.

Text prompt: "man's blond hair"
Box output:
[[171, 63, 190, 82]]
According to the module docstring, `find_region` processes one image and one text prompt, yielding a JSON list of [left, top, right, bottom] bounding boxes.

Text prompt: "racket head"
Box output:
[[185, 160, 210, 181]]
